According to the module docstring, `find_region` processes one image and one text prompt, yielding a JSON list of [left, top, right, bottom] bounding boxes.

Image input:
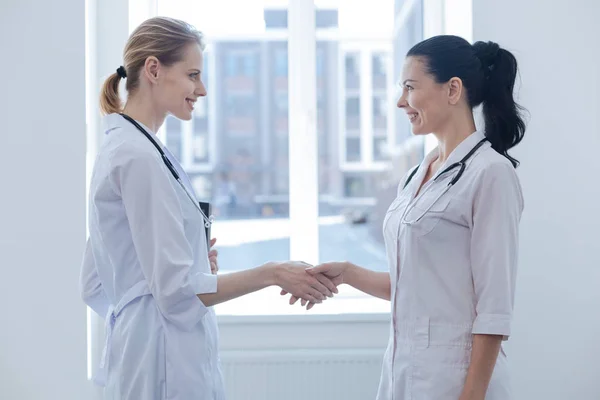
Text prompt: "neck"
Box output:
[[122, 93, 166, 134], [432, 113, 477, 164]]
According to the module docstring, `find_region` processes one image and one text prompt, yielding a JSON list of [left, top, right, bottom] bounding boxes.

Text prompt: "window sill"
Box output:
[[215, 285, 391, 324]]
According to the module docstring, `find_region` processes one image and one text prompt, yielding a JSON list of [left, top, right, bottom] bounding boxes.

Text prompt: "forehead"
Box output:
[[401, 56, 428, 81], [178, 43, 204, 68]]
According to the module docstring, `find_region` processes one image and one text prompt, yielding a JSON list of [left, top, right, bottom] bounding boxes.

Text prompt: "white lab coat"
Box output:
[[80, 114, 225, 400], [376, 131, 524, 400]]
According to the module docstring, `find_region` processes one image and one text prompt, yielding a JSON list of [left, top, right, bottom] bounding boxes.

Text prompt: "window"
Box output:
[[316, 48, 324, 76], [151, 0, 425, 316], [345, 53, 359, 76], [345, 97, 360, 131], [275, 50, 288, 77], [344, 52, 360, 90], [372, 53, 388, 90], [165, 116, 183, 162], [346, 97, 360, 116], [225, 95, 255, 117], [373, 136, 388, 161], [345, 137, 361, 162], [373, 95, 388, 130], [274, 92, 288, 114], [225, 52, 257, 77], [343, 175, 366, 197]]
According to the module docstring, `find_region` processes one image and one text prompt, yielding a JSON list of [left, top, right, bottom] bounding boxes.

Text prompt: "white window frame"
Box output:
[[338, 42, 393, 173]]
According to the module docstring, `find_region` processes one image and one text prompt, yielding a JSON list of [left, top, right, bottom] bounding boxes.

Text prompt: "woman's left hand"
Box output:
[[209, 238, 219, 274]]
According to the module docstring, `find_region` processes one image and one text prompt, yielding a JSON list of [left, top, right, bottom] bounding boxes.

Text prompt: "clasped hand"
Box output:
[[278, 262, 346, 310], [270, 261, 341, 307], [208, 238, 344, 309]]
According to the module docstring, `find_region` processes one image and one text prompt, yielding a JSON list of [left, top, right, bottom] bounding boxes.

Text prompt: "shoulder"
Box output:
[[470, 147, 524, 208], [104, 127, 161, 168], [472, 146, 520, 181], [101, 130, 167, 193]]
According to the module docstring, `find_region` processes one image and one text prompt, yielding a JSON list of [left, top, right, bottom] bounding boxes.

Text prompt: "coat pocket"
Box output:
[[404, 191, 452, 237], [412, 322, 472, 400]]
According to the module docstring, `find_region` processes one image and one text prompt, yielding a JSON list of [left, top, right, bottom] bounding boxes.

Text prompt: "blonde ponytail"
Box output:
[[99, 72, 123, 115]]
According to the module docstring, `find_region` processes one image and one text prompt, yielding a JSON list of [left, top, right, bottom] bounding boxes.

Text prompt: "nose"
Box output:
[[196, 79, 207, 97], [396, 89, 408, 109]]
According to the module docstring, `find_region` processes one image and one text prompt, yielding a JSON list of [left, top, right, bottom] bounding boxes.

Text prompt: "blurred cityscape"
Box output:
[[159, 2, 427, 273]]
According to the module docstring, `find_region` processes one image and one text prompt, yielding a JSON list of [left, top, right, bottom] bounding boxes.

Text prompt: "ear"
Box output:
[[143, 56, 161, 84], [447, 77, 463, 105]]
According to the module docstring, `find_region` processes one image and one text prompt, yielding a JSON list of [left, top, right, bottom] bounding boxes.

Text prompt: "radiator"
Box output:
[[220, 349, 385, 400]]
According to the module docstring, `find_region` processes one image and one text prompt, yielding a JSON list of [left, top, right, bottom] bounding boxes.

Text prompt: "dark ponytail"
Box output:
[[473, 41, 526, 167], [407, 35, 527, 168]]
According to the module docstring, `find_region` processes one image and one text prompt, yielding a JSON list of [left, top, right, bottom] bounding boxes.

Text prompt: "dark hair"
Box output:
[[407, 35, 526, 167]]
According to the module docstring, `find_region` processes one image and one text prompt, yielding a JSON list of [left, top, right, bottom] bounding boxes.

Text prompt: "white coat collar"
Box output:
[[409, 131, 488, 195], [102, 113, 166, 149], [423, 130, 488, 172]]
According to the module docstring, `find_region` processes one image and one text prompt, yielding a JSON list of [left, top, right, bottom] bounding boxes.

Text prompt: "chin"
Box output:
[[410, 125, 428, 136], [171, 109, 194, 121]]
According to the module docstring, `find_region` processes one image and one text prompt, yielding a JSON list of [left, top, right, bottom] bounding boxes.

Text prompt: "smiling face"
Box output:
[[396, 56, 457, 136], [153, 42, 207, 121]]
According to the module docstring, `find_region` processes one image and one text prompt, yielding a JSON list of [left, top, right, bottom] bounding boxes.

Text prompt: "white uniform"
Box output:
[[377, 131, 524, 400], [80, 113, 225, 400]]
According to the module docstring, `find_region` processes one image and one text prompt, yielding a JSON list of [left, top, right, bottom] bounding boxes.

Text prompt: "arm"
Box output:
[[115, 147, 334, 323], [460, 334, 503, 400], [114, 147, 218, 330], [79, 237, 110, 317], [460, 162, 524, 400], [343, 262, 391, 301], [199, 261, 335, 307], [289, 261, 391, 309]]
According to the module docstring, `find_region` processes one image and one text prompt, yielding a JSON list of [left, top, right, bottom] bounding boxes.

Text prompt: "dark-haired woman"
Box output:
[[287, 35, 526, 399]]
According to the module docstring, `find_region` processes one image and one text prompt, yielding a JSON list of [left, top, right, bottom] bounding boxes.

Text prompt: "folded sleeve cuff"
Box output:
[[82, 291, 110, 319], [190, 272, 218, 295], [472, 313, 511, 340]]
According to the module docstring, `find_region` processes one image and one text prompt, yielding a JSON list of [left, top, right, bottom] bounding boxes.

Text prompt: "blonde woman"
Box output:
[[80, 17, 336, 400]]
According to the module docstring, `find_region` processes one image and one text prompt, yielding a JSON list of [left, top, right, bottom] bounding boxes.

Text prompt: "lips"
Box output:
[[407, 112, 418, 122], [186, 98, 196, 110]]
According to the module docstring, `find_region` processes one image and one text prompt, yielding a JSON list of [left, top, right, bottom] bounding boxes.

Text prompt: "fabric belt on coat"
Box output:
[[94, 281, 152, 386]]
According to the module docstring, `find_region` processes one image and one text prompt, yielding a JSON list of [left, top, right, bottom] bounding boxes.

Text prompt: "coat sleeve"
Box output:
[[80, 238, 110, 318], [110, 145, 217, 331], [470, 161, 524, 340]]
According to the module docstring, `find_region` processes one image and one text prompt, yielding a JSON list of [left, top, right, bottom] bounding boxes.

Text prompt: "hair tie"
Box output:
[[473, 41, 500, 80], [116, 66, 127, 79]]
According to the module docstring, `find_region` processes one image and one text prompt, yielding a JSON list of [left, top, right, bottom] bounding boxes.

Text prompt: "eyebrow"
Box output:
[[188, 69, 201, 74], [402, 79, 417, 85]]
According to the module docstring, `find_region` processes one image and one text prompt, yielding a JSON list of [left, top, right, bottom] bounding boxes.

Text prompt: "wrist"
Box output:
[[259, 262, 279, 287], [342, 261, 357, 286]]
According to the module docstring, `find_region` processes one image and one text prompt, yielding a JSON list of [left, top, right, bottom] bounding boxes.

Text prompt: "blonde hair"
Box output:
[[100, 17, 206, 115]]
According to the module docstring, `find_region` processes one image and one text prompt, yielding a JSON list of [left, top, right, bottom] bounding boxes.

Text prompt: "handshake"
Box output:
[[272, 260, 345, 310], [208, 238, 347, 310]]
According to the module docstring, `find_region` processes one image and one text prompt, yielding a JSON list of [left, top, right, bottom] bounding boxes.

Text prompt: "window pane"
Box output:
[[373, 136, 388, 161], [345, 97, 360, 131], [345, 137, 361, 162], [165, 116, 183, 161], [157, 1, 291, 290], [373, 95, 388, 130], [344, 52, 360, 90], [316, 0, 426, 310], [372, 52, 388, 89]]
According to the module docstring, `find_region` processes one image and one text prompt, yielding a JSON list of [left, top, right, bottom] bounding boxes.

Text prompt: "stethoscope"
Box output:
[[119, 113, 215, 229], [400, 138, 488, 225]]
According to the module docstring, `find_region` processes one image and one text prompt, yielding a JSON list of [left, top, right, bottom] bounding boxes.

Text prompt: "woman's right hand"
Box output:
[[281, 262, 349, 309], [270, 261, 338, 304]]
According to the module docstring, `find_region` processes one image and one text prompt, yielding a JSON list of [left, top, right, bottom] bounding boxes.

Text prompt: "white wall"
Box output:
[[473, 0, 600, 398], [0, 0, 88, 399]]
